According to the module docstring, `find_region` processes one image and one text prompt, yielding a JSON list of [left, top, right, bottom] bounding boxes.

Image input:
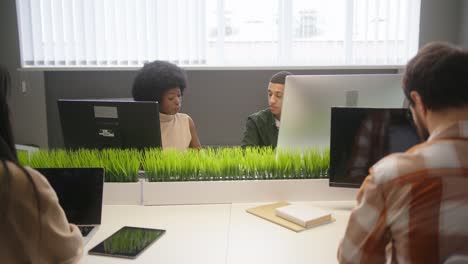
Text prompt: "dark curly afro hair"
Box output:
[[132, 60, 187, 102]]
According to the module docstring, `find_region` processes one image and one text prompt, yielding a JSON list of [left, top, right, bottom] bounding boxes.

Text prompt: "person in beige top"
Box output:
[[132, 60, 201, 150], [0, 66, 84, 263]]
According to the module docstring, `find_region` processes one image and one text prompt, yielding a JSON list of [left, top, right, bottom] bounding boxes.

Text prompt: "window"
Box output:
[[16, 0, 420, 68]]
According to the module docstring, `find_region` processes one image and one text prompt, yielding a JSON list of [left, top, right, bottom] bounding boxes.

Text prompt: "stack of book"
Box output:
[[246, 202, 333, 232]]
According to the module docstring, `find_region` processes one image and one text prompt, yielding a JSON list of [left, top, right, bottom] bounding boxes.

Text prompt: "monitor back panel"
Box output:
[[58, 99, 161, 150]]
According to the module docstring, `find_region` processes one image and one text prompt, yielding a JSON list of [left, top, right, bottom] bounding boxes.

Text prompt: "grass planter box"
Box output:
[[142, 179, 357, 205], [24, 148, 340, 205], [103, 179, 144, 205], [142, 148, 340, 205]]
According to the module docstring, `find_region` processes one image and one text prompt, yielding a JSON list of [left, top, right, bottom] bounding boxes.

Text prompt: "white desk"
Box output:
[[226, 201, 354, 264], [80, 201, 354, 264], [81, 204, 232, 264]]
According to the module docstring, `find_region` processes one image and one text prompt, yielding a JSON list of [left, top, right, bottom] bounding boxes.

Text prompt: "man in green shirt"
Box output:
[[241, 71, 292, 147]]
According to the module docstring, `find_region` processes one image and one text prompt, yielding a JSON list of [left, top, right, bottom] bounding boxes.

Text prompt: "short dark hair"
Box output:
[[403, 42, 468, 110], [269, 71, 293, 85], [132, 61, 187, 102]]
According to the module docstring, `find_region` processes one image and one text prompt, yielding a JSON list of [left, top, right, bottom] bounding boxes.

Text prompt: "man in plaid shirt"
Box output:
[[338, 42, 468, 264]]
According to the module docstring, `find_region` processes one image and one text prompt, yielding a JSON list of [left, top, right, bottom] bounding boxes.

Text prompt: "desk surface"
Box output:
[[81, 201, 354, 264]]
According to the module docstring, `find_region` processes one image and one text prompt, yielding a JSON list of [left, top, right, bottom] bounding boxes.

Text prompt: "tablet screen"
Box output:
[[88, 226, 165, 259]]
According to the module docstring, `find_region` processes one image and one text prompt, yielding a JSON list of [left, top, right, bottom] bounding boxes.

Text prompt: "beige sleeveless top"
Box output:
[[159, 113, 192, 150]]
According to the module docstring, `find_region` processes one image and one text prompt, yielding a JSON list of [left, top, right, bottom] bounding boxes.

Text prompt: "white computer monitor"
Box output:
[[277, 74, 405, 151]]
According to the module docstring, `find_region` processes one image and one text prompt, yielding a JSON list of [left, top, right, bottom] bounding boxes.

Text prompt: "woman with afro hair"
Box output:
[[132, 61, 201, 150]]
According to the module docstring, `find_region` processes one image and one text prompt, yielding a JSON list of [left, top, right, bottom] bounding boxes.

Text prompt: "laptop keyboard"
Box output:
[[78, 226, 94, 236]]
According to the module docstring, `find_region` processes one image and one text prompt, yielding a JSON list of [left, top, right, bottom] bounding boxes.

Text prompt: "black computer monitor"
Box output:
[[58, 99, 162, 150], [329, 107, 421, 188]]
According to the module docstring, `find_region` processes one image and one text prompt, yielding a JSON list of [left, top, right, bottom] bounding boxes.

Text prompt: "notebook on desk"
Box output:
[[247, 202, 334, 232], [275, 204, 333, 228], [35, 168, 104, 244], [247, 202, 305, 232]]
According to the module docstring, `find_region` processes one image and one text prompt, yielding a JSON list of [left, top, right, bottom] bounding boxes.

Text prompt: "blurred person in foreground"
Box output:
[[0, 65, 84, 263], [338, 42, 468, 264]]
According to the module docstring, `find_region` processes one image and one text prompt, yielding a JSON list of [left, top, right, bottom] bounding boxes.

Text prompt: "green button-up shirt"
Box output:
[[241, 108, 279, 147]]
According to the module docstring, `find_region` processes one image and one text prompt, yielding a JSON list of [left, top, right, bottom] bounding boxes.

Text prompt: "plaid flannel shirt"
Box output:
[[338, 121, 468, 264]]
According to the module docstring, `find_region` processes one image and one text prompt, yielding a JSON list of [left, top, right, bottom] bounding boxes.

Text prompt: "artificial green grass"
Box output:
[[17, 150, 30, 166], [21, 147, 329, 182], [143, 147, 329, 182], [99, 149, 141, 182], [26, 149, 140, 182]]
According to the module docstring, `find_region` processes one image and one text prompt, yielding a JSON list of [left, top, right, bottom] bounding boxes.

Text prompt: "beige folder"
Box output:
[[246, 202, 305, 232], [246, 202, 335, 232]]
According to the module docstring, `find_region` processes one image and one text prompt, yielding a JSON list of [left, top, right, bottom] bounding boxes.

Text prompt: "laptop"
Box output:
[[35, 168, 104, 244]]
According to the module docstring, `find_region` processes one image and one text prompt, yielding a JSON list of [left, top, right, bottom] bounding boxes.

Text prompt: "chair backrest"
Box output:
[[444, 255, 468, 264]]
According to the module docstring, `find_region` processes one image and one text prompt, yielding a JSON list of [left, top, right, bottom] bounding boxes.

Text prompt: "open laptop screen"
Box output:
[[329, 107, 421, 188], [35, 168, 104, 225]]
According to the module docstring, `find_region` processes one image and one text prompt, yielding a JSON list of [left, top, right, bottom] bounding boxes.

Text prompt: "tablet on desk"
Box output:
[[88, 226, 165, 259]]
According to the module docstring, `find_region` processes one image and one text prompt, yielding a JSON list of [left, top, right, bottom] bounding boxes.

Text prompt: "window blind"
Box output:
[[16, 0, 420, 68], [16, 0, 207, 66]]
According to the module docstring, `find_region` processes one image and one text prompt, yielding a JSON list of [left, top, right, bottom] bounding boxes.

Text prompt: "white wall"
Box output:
[[419, 0, 461, 47], [0, 0, 48, 148], [11, 71, 48, 148]]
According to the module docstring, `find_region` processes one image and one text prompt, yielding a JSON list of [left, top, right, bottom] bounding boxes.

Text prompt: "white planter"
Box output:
[[142, 179, 357, 205], [103, 180, 143, 205]]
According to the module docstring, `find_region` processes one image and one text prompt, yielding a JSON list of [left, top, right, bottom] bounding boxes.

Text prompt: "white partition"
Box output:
[[102, 180, 143, 205], [142, 179, 358, 205]]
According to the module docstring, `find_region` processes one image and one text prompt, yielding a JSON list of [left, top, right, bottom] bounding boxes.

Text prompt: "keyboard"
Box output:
[[78, 226, 94, 236]]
